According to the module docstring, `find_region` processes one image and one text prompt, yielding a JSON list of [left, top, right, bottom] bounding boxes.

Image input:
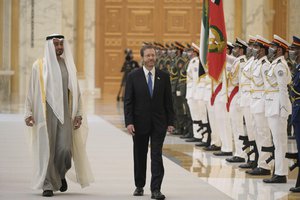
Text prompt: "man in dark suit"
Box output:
[[124, 45, 175, 200]]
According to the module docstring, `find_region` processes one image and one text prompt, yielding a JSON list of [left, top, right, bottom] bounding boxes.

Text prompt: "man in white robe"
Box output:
[[25, 34, 94, 197]]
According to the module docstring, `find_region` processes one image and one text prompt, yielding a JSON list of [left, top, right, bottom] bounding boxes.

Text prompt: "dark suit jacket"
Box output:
[[124, 67, 174, 134]]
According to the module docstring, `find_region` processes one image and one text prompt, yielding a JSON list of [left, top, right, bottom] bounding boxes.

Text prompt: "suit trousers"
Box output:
[[133, 128, 166, 191], [252, 113, 272, 170], [267, 115, 289, 175]]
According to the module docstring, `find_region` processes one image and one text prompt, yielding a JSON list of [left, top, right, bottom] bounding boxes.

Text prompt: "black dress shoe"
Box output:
[[263, 175, 287, 183], [185, 138, 202, 142], [213, 151, 233, 156], [59, 179, 68, 192], [203, 144, 221, 151], [151, 190, 165, 200], [246, 167, 271, 175], [42, 190, 53, 197], [239, 161, 257, 169], [180, 134, 192, 139], [133, 187, 144, 196], [290, 186, 300, 192], [226, 156, 245, 163], [195, 141, 209, 147]]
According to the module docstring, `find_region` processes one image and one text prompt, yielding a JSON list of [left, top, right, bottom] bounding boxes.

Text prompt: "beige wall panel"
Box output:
[[11, 0, 19, 95], [95, 0, 211, 95]]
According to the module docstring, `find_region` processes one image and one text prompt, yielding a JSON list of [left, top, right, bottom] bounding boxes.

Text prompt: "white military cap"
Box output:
[[254, 35, 271, 48], [270, 34, 290, 50]]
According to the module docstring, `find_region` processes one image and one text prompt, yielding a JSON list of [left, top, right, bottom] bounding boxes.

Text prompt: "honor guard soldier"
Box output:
[[288, 36, 300, 192], [167, 43, 180, 134], [164, 44, 173, 74], [212, 42, 235, 155], [246, 35, 273, 176], [185, 44, 204, 143], [225, 38, 248, 162], [203, 74, 222, 152], [238, 35, 259, 169], [262, 35, 292, 184], [154, 42, 167, 71], [173, 42, 194, 140], [189, 43, 211, 148]]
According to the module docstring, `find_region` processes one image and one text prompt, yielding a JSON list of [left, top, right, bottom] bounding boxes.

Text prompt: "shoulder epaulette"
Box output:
[[277, 59, 282, 64], [240, 58, 245, 63], [262, 59, 266, 64]]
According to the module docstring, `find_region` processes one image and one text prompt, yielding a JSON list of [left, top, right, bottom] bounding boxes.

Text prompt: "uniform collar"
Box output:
[[237, 55, 246, 60], [233, 55, 246, 65], [272, 55, 284, 64], [257, 55, 268, 64]]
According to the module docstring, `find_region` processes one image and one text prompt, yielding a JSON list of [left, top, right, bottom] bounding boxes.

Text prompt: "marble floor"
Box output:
[[1, 93, 300, 200]]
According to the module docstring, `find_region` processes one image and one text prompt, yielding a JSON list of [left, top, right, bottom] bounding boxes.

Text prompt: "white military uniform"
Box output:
[[250, 55, 273, 170], [203, 75, 221, 146], [194, 72, 209, 141], [186, 56, 205, 139], [240, 56, 257, 160], [213, 60, 233, 152], [264, 55, 291, 176], [227, 55, 247, 159]]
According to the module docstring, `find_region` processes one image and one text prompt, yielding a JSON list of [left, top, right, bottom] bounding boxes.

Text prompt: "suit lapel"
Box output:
[[137, 68, 151, 99]]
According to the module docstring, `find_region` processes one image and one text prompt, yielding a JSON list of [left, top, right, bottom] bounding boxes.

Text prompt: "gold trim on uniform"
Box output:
[[38, 59, 47, 119]]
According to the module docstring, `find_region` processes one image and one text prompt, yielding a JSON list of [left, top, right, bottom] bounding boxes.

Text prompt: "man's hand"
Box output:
[[167, 126, 174, 134], [73, 116, 82, 130], [127, 124, 135, 136], [25, 116, 35, 127]]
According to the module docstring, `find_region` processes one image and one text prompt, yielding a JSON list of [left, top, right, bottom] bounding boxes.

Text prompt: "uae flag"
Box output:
[[199, 0, 209, 78], [207, 0, 227, 82]]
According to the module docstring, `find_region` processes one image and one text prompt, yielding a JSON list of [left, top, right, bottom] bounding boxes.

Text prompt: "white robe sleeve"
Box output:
[[75, 83, 83, 117], [25, 62, 38, 118]]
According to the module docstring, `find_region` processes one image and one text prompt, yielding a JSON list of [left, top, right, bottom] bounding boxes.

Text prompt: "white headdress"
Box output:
[[44, 33, 79, 124]]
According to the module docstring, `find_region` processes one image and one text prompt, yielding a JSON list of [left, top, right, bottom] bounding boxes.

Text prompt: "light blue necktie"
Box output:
[[147, 72, 153, 97]]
